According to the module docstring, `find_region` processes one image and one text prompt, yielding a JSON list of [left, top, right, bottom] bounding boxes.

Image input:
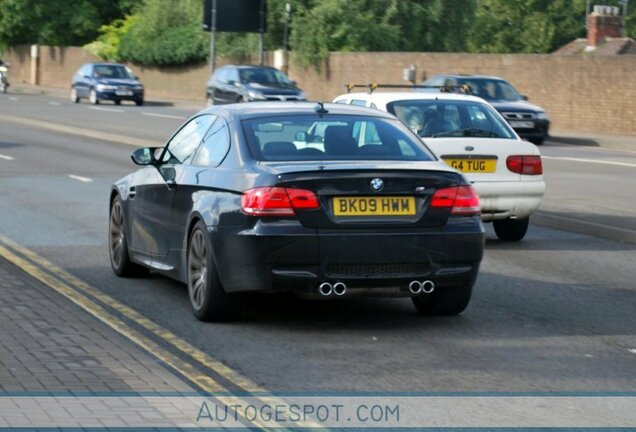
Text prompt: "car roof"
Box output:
[[218, 65, 279, 70], [337, 92, 488, 105], [202, 102, 399, 120], [431, 74, 507, 81]]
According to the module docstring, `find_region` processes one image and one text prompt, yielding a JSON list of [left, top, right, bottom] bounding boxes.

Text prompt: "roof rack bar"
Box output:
[[344, 83, 472, 95]]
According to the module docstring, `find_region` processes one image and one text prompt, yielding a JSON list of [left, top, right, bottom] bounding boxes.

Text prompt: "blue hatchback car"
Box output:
[[71, 63, 144, 106]]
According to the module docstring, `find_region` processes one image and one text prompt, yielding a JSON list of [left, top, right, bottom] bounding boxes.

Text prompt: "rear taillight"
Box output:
[[241, 187, 320, 216], [430, 186, 481, 216], [506, 155, 543, 175]]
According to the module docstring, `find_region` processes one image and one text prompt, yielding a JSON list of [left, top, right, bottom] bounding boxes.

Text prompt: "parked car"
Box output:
[[109, 102, 484, 321], [206, 65, 306, 105], [71, 63, 144, 106], [420, 74, 550, 145], [334, 90, 545, 241]]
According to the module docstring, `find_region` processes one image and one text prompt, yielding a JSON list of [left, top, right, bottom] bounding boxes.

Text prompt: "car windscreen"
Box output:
[[242, 115, 436, 161], [239, 68, 290, 85], [459, 79, 522, 102], [387, 99, 516, 139], [93, 65, 134, 80]]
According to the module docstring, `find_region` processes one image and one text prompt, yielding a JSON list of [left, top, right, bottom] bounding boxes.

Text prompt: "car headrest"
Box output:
[[323, 125, 357, 156], [263, 141, 297, 157]]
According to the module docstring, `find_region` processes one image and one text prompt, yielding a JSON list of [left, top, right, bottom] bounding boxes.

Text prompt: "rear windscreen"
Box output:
[[242, 115, 435, 161], [387, 99, 516, 139]]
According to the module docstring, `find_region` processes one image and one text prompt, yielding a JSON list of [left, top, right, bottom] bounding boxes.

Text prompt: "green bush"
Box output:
[[84, 16, 137, 62], [117, 0, 208, 66]]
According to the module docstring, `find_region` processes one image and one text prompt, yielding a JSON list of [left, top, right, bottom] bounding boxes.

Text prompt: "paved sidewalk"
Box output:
[[0, 257, 193, 393]]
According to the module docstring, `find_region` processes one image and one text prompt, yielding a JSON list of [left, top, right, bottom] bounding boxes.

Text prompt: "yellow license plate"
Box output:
[[443, 158, 496, 173], [333, 196, 416, 216]]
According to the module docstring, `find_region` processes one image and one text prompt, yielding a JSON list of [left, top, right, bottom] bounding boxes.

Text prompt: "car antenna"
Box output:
[[314, 102, 329, 115]]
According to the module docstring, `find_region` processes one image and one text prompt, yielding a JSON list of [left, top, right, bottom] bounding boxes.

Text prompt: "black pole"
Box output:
[[283, 2, 291, 74], [209, 0, 217, 73], [259, 0, 265, 65]]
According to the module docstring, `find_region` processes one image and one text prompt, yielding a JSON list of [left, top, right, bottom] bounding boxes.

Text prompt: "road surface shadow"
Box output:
[[546, 135, 600, 147], [0, 141, 25, 149]]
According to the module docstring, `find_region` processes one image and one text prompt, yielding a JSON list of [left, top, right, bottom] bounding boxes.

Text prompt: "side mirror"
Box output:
[[521, 95, 529, 101], [294, 131, 307, 141], [131, 147, 160, 166], [227, 80, 236, 86], [290, 80, 297, 86], [84, 75, 91, 79]]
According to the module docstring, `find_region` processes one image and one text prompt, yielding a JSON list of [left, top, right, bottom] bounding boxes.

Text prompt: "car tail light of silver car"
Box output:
[[506, 155, 543, 175], [430, 186, 481, 216], [241, 187, 320, 216]]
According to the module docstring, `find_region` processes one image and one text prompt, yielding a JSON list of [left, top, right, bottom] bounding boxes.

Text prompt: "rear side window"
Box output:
[[165, 115, 215, 164], [242, 115, 435, 161], [192, 119, 230, 167]]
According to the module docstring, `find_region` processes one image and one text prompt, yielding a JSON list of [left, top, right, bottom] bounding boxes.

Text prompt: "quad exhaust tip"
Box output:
[[333, 282, 347, 296], [318, 282, 333, 296], [409, 280, 436, 294], [421, 280, 435, 294]]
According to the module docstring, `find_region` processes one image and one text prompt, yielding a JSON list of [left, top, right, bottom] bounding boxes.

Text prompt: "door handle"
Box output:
[[129, 186, 136, 199]]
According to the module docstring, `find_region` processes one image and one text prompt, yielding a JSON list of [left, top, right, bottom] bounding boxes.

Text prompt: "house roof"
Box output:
[[553, 37, 636, 55]]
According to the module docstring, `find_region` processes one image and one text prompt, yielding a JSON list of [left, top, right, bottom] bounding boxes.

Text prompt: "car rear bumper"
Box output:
[[474, 180, 545, 221], [211, 218, 484, 295]]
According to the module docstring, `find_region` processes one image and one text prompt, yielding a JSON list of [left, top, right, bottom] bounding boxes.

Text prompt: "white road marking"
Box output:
[[49, 101, 61, 106], [542, 155, 636, 168], [141, 112, 187, 120], [628, 349, 636, 354], [68, 174, 93, 183], [8, 97, 18, 101], [0, 154, 14, 160], [88, 106, 125, 113]]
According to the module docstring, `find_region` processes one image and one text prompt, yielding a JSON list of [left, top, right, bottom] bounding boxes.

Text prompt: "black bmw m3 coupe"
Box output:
[[109, 102, 484, 321]]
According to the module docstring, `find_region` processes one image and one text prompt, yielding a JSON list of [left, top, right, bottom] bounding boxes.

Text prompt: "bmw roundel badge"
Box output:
[[370, 178, 384, 192]]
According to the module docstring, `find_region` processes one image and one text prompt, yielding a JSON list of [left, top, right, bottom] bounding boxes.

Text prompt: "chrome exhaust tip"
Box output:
[[318, 282, 333, 296], [408, 280, 423, 294], [421, 280, 435, 294], [333, 282, 347, 296]]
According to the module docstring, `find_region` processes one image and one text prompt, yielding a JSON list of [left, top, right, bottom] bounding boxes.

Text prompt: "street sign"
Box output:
[[203, 0, 267, 33]]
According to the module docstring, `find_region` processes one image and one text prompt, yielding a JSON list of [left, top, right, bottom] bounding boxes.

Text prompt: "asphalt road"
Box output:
[[1, 91, 635, 393]]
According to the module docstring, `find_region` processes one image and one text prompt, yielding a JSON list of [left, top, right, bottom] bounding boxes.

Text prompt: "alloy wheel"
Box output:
[[109, 201, 125, 268], [188, 230, 208, 311]]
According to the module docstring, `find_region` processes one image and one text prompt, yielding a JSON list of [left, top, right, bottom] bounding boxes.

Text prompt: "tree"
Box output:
[[290, 0, 453, 68], [466, 0, 589, 53], [118, 0, 208, 65], [0, 0, 133, 46]]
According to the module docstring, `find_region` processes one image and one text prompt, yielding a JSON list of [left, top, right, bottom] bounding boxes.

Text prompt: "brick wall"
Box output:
[[288, 52, 636, 136], [5, 46, 636, 135]]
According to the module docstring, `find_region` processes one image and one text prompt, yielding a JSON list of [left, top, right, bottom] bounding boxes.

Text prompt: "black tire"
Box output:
[[531, 138, 544, 145], [109, 196, 148, 277], [187, 221, 241, 321], [89, 88, 99, 105], [135, 98, 144, 106], [412, 284, 473, 315], [493, 217, 529, 241], [114, 99, 121, 105]]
